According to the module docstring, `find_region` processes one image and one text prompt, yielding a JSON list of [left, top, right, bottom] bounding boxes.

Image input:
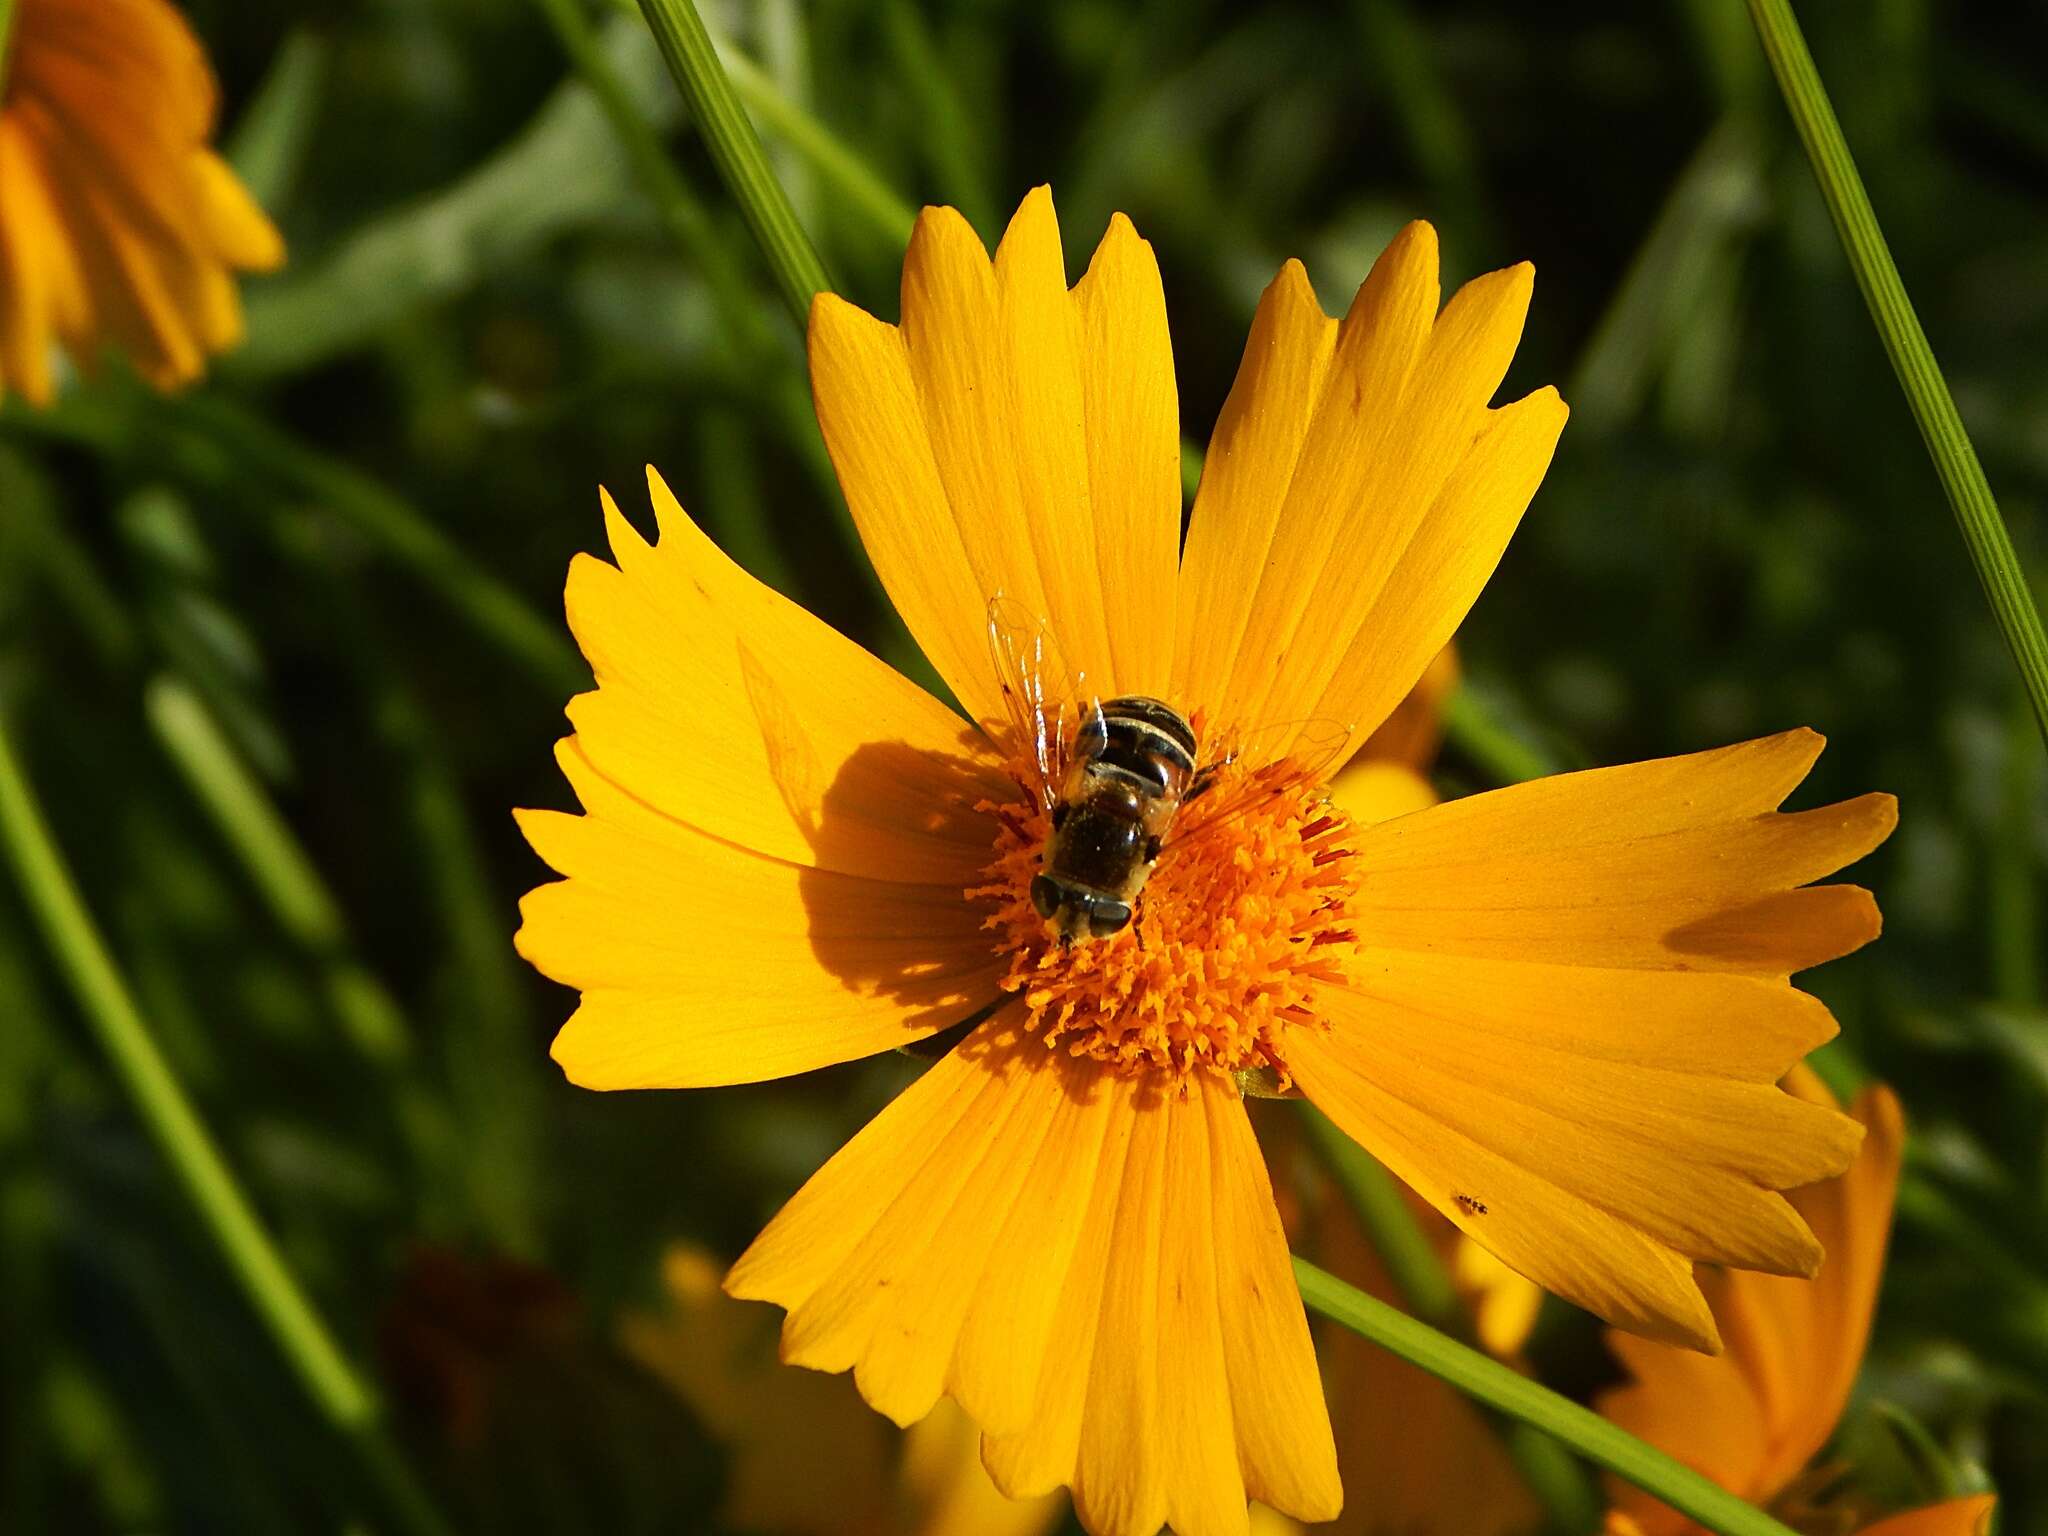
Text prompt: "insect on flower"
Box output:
[[517, 186, 1898, 1536], [993, 598, 1345, 946]]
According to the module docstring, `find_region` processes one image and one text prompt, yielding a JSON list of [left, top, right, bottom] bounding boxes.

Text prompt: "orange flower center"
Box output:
[[967, 761, 1360, 1086]]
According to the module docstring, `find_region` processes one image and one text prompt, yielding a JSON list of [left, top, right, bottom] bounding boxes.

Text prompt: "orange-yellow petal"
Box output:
[[192, 150, 286, 272], [1598, 1079, 1908, 1533], [1343, 729, 1894, 974], [0, 0, 282, 402], [1739, 1075, 1905, 1485], [563, 471, 1010, 880], [1173, 257, 1339, 735], [729, 1019, 1338, 1536], [0, 118, 59, 405], [1071, 212, 1180, 697], [727, 1015, 1121, 1437], [1293, 730, 1891, 1349], [1175, 223, 1565, 765], [810, 188, 1180, 731], [516, 736, 1005, 1088], [1856, 1497, 1998, 1536]]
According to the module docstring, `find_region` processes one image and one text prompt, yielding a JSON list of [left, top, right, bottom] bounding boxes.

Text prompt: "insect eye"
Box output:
[[1088, 900, 1132, 938], [1029, 875, 1062, 920]]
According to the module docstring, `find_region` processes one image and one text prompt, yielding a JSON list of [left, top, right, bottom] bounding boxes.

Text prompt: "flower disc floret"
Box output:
[[970, 761, 1361, 1086]]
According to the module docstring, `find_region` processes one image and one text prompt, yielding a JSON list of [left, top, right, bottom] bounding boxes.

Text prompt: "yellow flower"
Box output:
[[0, 0, 284, 406], [1599, 1073, 1996, 1536], [625, 1245, 1064, 1536], [517, 187, 1895, 1534]]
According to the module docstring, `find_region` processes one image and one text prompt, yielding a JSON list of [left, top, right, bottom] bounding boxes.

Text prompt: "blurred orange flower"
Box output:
[[1600, 1073, 1996, 1536], [0, 0, 283, 405], [518, 186, 1894, 1535], [624, 1246, 1063, 1536]]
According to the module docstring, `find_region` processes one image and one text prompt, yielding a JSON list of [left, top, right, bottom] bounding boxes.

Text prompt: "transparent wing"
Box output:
[[1159, 715, 1351, 859], [985, 595, 1094, 812]]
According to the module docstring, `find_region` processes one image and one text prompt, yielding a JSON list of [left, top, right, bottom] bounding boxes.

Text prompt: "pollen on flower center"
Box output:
[[967, 761, 1361, 1086]]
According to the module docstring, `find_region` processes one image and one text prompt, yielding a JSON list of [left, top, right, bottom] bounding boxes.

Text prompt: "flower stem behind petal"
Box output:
[[1298, 1107, 1602, 1535], [1295, 1258, 1806, 1536], [1745, 0, 2048, 749], [1300, 1103, 1468, 1341], [1442, 683, 1559, 786], [633, 0, 832, 325]]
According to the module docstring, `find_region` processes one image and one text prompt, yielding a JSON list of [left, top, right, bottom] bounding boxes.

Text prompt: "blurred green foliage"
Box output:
[[2, 0, 2046, 1531]]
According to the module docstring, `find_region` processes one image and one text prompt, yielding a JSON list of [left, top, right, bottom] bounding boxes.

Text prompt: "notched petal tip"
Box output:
[[592, 485, 649, 568], [1517, 381, 1571, 424]]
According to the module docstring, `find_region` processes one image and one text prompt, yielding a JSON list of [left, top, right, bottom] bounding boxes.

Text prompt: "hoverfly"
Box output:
[[988, 598, 1348, 946]]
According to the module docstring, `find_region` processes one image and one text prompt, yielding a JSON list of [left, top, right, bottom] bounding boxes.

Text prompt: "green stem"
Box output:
[[147, 676, 413, 1067], [634, 0, 832, 325], [1443, 684, 1559, 785], [1299, 1103, 1466, 1340], [722, 44, 916, 249], [1746, 0, 2048, 745], [0, 713, 453, 1536], [1297, 1106, 1599, 1535], [1295, 1258, 1801, 1536], [528, 0, 772, 357]]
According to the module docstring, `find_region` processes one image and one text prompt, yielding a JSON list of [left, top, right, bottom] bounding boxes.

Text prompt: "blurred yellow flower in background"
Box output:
[[0, 0, 283, 405], [625, 1246, 1063, 1536], [1599, 1072, 1996, 1536], [517, 187, 1896, 1535]]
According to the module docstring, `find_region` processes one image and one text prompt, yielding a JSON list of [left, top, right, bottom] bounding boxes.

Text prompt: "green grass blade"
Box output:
[[225, 29, 328, 212], [528, 0, 771, 356], [635, 0, 831, 324], [1296, 1258, 1800, 1536], [1746, 0, 2048, 745], [1443, 684, 1559, 785], [880, 0, 994, 235], [1300, 1104, 1468, 1339], [0, 711, 454, 1536], [146, 676, 415, 1068], [722, 43, 916, 249], [1295, 1109, 1600, 1534]]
